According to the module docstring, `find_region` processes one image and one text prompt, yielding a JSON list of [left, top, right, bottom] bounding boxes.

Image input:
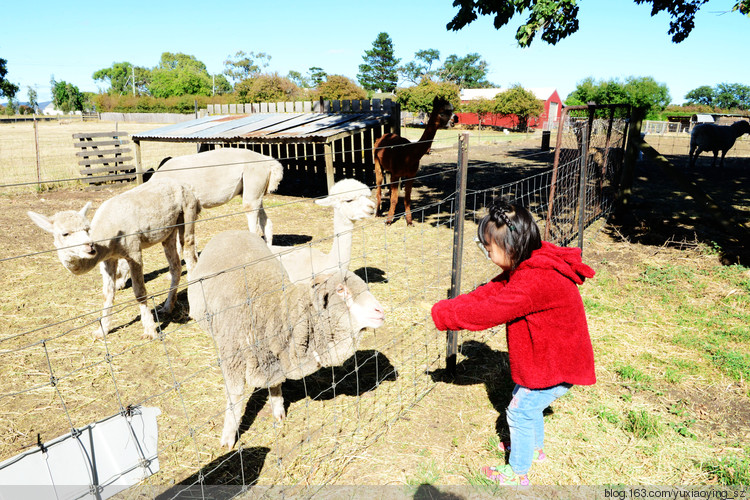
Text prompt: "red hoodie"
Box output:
[[431, 241, 596, 388]]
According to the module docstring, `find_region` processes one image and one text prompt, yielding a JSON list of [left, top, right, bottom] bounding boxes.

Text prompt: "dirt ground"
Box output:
[[1, 134, 748, 489]]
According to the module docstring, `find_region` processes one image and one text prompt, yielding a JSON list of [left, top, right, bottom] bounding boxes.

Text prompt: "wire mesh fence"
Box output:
[[0, 111, 630, 496]]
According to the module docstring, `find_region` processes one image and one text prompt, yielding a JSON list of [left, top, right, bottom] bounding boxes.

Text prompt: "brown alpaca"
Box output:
[[373, 97, 455, 225]]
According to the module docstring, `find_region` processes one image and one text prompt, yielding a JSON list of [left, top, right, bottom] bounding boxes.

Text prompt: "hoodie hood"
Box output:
[[516, 241, 595, 285]]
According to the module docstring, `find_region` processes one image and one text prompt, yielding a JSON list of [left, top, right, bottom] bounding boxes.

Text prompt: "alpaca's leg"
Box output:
[[221, 380, 247, 448], [386, 176, 400, 225], [181, 197, 199, 276], [719, 150, 727, 168], [374, 160, 385, 217], [242, 194, 262, 238], [125, 255, 158, 340], [403, 178, 415, 226], [711, 151, 718, 168], [159, 231, 181, 315], [269, 384, 286, 422], [257, 203, 273, 245], [93, 260, 118, 339]]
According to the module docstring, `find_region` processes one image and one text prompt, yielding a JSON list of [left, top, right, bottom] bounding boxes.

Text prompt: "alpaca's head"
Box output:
[[315, 178, 376, 222], [27, 202, 100, 275]]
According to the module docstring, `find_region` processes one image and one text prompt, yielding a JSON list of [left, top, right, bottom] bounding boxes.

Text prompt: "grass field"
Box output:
[[0, 120, 747, 491]]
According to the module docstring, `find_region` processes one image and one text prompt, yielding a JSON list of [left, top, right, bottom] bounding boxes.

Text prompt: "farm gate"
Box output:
[[0, 105, 633, 497]]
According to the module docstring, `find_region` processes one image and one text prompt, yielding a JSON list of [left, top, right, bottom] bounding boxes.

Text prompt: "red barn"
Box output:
[[457, 87, 564, 130]]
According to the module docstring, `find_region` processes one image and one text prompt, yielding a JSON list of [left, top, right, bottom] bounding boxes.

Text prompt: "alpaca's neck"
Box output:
[[414, 108, 445, 153], [323, 209, 354, 272]]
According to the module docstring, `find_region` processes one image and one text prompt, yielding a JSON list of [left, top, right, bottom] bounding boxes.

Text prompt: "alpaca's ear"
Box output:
[[28, 211, 55, 233], [315, 196, 337, 208], [80, 202, 92, 218]]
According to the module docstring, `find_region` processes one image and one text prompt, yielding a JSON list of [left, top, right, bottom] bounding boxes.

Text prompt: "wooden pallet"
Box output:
[[74, 131, 136, 188]]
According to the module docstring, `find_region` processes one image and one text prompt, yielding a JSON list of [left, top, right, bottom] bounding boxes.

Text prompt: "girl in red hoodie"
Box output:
[[431, 198, 596, 485]]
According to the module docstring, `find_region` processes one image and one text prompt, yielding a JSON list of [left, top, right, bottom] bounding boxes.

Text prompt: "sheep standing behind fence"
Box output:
[[187, 230, 385, 448], [689, 120, 750, 168]]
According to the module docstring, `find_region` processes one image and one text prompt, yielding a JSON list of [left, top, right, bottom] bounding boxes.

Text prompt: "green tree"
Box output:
[[308, 67, 327, 87], [315, 75, 367, 101], [27, 86, 38, 114], [357, 32, 400, 92], [714, 82, 750, 109], [50, 78, 86, 113], [439, 53, 491, 88], [0, 58, 19, 100], [463, 96, 496, 131], [93, 62, 150, 95], [399, 49, 441, 85], [567, 76, 670, 117], [223, 51, 271, 84], [446, 0, 750, 46], [684, 85, 715, 106], [149, 52, 213, 98], [234, 73, 301, 103], [396, 77, 460, 113], [4, 96, 17, 115], [493, 85, 544, 131], [287, 70, 309, 88]]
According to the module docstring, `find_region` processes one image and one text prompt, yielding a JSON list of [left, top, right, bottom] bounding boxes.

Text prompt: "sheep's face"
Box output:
[[28, 203, 99, 275], [311, 272, 385, 366], [315, 180, 376, 222]]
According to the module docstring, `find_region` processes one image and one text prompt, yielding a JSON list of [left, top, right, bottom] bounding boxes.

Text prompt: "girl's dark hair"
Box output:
[[476, 198, 542, 270]]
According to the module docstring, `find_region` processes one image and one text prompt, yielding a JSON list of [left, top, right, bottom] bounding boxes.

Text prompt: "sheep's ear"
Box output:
[[27, 211, 55, 233], [79, 202, 92, 218], [310, 273, 335, 310], [335, 282, 352, 301]]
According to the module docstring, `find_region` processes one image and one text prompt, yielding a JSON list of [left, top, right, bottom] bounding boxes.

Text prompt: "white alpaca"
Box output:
[[271, 178, 376, 283], [689, 120, 750, 168], [27, 178, 200, 340], [149, 147, 284, 243], [187, 230, 385, 448]]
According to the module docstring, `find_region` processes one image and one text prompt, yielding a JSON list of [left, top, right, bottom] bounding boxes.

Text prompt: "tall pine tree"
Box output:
[[357, 32, 400, 93]]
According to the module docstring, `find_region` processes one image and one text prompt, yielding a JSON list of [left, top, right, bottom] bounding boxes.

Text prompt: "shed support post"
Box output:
[[134, 139, 144, 185], [324, 141, 335, 192]]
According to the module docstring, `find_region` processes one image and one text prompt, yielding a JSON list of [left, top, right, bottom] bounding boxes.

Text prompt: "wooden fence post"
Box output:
[[616, 106, 646, 217], [446, 132, 470, 376]]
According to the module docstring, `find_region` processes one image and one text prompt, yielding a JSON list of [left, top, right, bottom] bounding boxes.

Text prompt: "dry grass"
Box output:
[[0, 124, 748, 492]]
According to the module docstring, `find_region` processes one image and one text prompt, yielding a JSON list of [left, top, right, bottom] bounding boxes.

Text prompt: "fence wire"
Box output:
[[0, 117, 629, 496]]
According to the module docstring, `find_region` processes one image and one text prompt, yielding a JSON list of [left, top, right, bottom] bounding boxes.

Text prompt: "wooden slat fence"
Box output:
[[74, 131, 135, 188]]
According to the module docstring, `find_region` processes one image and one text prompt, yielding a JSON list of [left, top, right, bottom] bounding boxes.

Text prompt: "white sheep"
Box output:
[[149, 147, 284, 243], [187, 230, 385, 448], [270, 178, 376, 283], [689, 120, 750, 168], [27, 178, 200, 340]]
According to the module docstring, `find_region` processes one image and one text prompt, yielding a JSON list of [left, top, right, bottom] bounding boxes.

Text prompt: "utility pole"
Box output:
[[132, 65, 136, 97]]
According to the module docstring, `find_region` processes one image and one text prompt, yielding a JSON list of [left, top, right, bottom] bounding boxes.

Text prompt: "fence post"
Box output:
[[615, 107, 646, 217], [577, 121, 589, 250], [33, 117, 41, 188], [446, 132, 470, 376]]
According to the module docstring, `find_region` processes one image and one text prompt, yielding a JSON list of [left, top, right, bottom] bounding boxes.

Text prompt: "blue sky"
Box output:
[[2, 0, 748, 105]]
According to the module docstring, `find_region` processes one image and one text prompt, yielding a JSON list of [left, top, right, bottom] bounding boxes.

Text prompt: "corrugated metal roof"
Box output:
[[131, 111, 391, 143]]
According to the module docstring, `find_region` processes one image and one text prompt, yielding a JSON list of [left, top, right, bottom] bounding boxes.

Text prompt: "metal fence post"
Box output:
[[446, 132, 470, 376]]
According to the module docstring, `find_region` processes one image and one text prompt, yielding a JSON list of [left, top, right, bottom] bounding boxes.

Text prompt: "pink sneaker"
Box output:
[[481, 464, 531, 485]]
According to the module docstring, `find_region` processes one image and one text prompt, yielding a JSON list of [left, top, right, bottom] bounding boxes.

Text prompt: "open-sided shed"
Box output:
[[131, 99, 399, 192]]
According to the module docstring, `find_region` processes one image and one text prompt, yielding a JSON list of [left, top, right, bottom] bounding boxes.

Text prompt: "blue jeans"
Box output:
[[506, 383, 571, 475]]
